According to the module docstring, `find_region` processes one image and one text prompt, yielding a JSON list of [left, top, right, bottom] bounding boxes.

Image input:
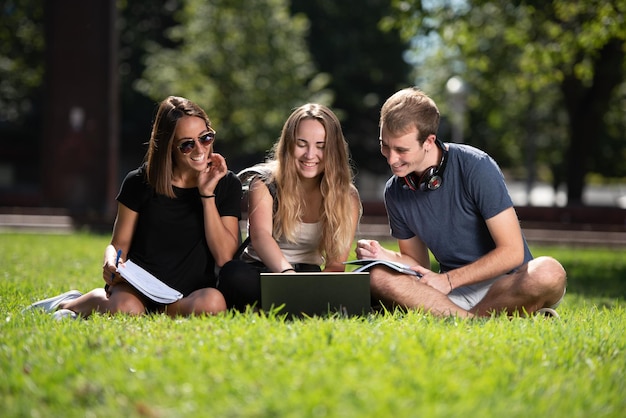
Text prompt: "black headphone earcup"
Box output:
[[427, 174, 443, 190], [418, 167, 437, 191], [403, 140, 448, 192]]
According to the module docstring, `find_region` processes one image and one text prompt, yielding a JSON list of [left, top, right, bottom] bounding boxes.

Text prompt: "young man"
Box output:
[[356, 87, 566, 317]]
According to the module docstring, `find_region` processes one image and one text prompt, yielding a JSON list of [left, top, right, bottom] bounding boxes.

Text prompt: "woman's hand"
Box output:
[[198, 152, 228, 196], [102, 244, 124, 287]]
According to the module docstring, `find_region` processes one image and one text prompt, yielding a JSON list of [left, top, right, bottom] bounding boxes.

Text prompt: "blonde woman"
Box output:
[[218, 103, 361, 311]]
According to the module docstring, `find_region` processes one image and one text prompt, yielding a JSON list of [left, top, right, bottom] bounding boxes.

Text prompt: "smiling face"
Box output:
[[172, 115, 214, 173], [378, 88, 442, 179], [380, 126, 436, 178], [293, 118, 326, 180]]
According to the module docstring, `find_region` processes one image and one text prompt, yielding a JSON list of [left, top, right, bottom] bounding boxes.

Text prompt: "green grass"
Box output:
[[1, 233, 625, 417]]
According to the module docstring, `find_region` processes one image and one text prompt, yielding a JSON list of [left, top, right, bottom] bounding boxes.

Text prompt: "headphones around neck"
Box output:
[[403, 138, 448, 191]]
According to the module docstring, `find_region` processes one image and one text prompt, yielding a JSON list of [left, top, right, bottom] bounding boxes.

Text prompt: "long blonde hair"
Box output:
[[249, 104, 360, 262]]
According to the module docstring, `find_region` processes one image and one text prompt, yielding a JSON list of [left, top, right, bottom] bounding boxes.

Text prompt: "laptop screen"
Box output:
[[260, 272, 371, 317]]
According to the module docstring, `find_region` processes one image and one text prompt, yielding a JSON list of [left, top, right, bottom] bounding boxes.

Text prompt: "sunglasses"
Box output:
[[177, 131, 216, 154]]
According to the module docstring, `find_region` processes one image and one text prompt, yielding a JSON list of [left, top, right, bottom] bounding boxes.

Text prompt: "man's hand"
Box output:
[[356, 239, 385, 260], [413, 265, 452, 295]]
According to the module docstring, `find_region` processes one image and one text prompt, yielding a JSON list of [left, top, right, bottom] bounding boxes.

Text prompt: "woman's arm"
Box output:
[[203, 213, 241, 267], [104, 202, 138, 287], [247, 177, 294, 273], [324, 186, 362, 272], [198, 153, 241, 267]]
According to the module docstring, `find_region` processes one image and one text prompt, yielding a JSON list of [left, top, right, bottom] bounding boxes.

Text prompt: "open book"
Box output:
[[117, 260, 183, 304], [343, 259, 421, 276]]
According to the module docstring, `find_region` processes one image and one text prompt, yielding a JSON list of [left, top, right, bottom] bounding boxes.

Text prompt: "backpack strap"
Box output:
[[234, 167, 278, 258], [233, 236, 251, 259], [238, 167, 278, 212]]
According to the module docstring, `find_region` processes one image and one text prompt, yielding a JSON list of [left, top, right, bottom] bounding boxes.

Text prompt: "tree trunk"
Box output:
[[560, 39, 625, 206]]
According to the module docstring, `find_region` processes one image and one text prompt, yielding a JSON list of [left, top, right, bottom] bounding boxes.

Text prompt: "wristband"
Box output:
[[446, 272, 453, 291], [281, 268, 296, 273], [199, 194, 216, 199]]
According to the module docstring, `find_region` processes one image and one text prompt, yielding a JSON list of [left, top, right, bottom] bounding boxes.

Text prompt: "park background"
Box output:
[[0, 1, 625, 236], [1, 2, 625, 416]]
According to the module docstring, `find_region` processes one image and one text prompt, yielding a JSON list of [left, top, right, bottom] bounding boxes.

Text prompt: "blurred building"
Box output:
[[0, 0, 119, 223]]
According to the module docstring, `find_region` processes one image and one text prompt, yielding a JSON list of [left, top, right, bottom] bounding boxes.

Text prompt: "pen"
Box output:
[[111, 249, 122, 280]]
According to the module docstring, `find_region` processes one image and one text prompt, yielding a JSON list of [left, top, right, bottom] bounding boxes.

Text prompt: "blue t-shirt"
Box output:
[[384, 143, 532, 272]]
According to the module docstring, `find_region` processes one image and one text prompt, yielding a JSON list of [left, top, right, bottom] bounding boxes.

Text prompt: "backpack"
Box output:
[[233, 167, 277, 259]]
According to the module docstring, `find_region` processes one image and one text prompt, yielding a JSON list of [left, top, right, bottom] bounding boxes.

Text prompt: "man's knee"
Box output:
[[527, 256, 567, 307], [533, 256, 567, 289], [368, 266, 388, 297]]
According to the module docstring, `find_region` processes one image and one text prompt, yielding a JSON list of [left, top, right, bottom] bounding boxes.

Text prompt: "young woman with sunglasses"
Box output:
[[26, 96, 242, 318], [217, 103, 362, 311]]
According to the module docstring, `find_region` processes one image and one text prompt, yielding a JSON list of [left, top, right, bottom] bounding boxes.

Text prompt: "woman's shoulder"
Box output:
[[342, 184, 362, 218], [220, 170, 242, 184], [216, 170, 243, 194], [121, 164, 149, 189], [348, 183, 360, 197], [117, 165, 153, 210], [345, 183, 361, 204]]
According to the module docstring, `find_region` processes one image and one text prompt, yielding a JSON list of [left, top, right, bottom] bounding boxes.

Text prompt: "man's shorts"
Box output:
[[447, 274, 566, 311], [447, 276, 500, 311]]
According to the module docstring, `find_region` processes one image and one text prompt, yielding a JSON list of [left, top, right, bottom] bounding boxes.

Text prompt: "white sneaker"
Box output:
[[23, 290, 82, 313], [52, 309, 78, 321], [535, 307, 560, 318], [52, 309, 78, 320]]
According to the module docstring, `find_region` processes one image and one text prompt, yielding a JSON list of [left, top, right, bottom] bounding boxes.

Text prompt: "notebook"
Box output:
[[117, 259, 183, 304], [260, 272, 371, 317]]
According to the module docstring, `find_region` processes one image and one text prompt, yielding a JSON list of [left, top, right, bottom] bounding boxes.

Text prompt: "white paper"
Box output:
[[117, 260, 183, 303], [343, 259, 420, 276]]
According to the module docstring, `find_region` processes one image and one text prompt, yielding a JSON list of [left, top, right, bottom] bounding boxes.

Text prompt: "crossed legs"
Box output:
[[60, 283, 227, 318], [470, 256, 566, 316], [370, 256, 567, 317]]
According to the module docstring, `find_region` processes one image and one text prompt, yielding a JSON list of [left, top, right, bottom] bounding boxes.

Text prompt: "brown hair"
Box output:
[[380, 87, 440, 144], [144, 96, 212, 197]]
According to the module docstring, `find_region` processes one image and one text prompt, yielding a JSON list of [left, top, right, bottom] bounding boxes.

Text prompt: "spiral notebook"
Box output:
[[260, 272, 371, 317]]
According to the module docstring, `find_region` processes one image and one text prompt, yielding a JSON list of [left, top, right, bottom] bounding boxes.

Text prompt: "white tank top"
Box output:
[[243, 221, 323, 266]]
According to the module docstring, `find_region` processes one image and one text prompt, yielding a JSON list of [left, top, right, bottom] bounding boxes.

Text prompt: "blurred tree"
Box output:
[[291, 0, 413, 175], [385, 0, 626, 205], [135, 0, 326, 157], [0, 0, 45, 197], [117, 1, 180, 171], [0, 0, 44, 124]]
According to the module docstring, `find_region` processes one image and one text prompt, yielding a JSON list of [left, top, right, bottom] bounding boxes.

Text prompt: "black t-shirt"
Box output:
[[116, 165, 242, 296]]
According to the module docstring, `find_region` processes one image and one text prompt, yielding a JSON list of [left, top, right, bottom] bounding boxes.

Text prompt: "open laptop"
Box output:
[[260, 272, 371, 318]]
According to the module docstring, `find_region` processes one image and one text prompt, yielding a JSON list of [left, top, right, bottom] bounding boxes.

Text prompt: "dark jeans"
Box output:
[[217, 259, 321, 311]]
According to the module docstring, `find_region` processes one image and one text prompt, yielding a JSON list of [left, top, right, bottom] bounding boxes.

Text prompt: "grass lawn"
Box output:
[[1, 232, 625, 417]]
